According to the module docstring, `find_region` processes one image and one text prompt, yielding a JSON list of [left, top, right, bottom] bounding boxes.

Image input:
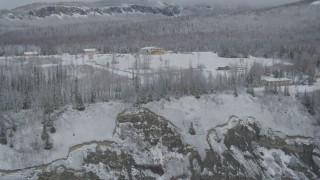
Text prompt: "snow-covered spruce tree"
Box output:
[[45, 114, 56, 134], [230, 74, 238, 97], [245, 73, 254, 88], [234, 87, 238, 97], [22, 79, 32, 110], [75, 91, 85, 111], [249, 62, 264, 87], [0, 120, 7, 145], [245, 73, 255, 97], [308, 70, 315, 86], [189, 122, 196, 135], [9, 139, 13, 148], [310, 93, 315, 115], [74, 77, 85, 111], [279, 69, 284, 78], [246, 86, 255, 97], [111, 53, 118, 65], [41, 125, 49, 141], [302, 91, 315, 115], [41, 123, 52, 148], [90, 91, 96, 103], [44, 136, 53, 150], [137, 88, 146, 104], [272, 84, 278, 95], [8, 130, 13, 148], [284, 86, 290, 96]]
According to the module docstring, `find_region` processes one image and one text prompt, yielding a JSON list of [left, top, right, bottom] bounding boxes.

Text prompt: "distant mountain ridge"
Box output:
[[1, 2, 180, 20], [1, 0, 312, 20]]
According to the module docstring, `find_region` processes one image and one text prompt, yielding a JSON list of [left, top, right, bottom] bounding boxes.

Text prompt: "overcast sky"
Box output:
[[0, 0, 300, 10], [0, 0, 96, 9]]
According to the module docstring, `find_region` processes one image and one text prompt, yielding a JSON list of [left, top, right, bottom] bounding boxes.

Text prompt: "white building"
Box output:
[[83, 49, 97, 55], [23, 51, 39, 57], [83, 49, 97, 59], [140, 47, 165, 55], [261, 77, 292, 86]]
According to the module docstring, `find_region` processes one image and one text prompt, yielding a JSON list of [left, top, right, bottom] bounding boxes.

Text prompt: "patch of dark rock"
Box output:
[[37, 169, 100, 180]]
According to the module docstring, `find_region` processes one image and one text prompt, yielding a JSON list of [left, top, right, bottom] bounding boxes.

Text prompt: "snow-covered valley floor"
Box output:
[[0, 52, 284, 77]]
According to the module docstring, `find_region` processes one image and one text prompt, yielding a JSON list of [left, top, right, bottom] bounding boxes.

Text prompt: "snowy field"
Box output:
[[0, 52, 284, 77], [80, 52, 283, 76]]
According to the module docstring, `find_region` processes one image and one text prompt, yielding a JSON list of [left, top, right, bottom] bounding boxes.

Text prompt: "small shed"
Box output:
[[140, 47, 165, 55]]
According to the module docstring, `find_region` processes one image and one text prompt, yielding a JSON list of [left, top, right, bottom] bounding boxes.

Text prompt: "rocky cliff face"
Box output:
[[1, 107, 319, 179], [204, 116, 319, 179]]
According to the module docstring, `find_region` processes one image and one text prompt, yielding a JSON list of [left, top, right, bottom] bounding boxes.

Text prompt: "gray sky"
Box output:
[[163, 0, 300, 7], [0, 0, 96, 9], [0, 0, 300, 10]]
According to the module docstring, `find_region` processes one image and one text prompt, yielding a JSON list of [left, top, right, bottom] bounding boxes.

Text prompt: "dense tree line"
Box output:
[[0, 2, 319, 62]]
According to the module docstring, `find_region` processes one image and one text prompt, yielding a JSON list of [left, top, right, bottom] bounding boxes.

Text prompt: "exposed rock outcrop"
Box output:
[[203, 116, 319, 179]]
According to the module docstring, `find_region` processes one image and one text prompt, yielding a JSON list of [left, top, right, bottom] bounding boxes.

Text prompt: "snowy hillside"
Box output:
[[0, 93, 319, 179]]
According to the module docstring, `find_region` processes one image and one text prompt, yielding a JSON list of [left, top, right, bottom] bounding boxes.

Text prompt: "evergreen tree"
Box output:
[[302, 91, 315, 115], [0, 122, 7, 145], [234, 87, 238, 97], [308, 71, 315, 85], [188, 122, 196, 135], [90, 91, 96, 103], [246, 86, 255, 97], [273, 70, 280, 78], [284, 86, 290, 96], [272, 83, 278, 94], [44, 136, 53, 150], [137, 88, 146, 104], [309, 93, 315, 115], [22, 79, 32, 109], [74, 77, 85, 111], [41, 125, 49, 141], [264, 84, 271, 94], [75, 93, 85, 111], [279, 69, 284, 78], [245, 73, 254, 88]]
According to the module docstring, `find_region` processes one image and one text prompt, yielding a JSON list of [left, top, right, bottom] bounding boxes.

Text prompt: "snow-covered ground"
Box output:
[[0, 102, 130, 170], [0, 52, 284, 77], [88, 52, 280, 74], [89, 52, 283, 77], [144, 93, 318, 158], [0, 92, 318, 171]]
